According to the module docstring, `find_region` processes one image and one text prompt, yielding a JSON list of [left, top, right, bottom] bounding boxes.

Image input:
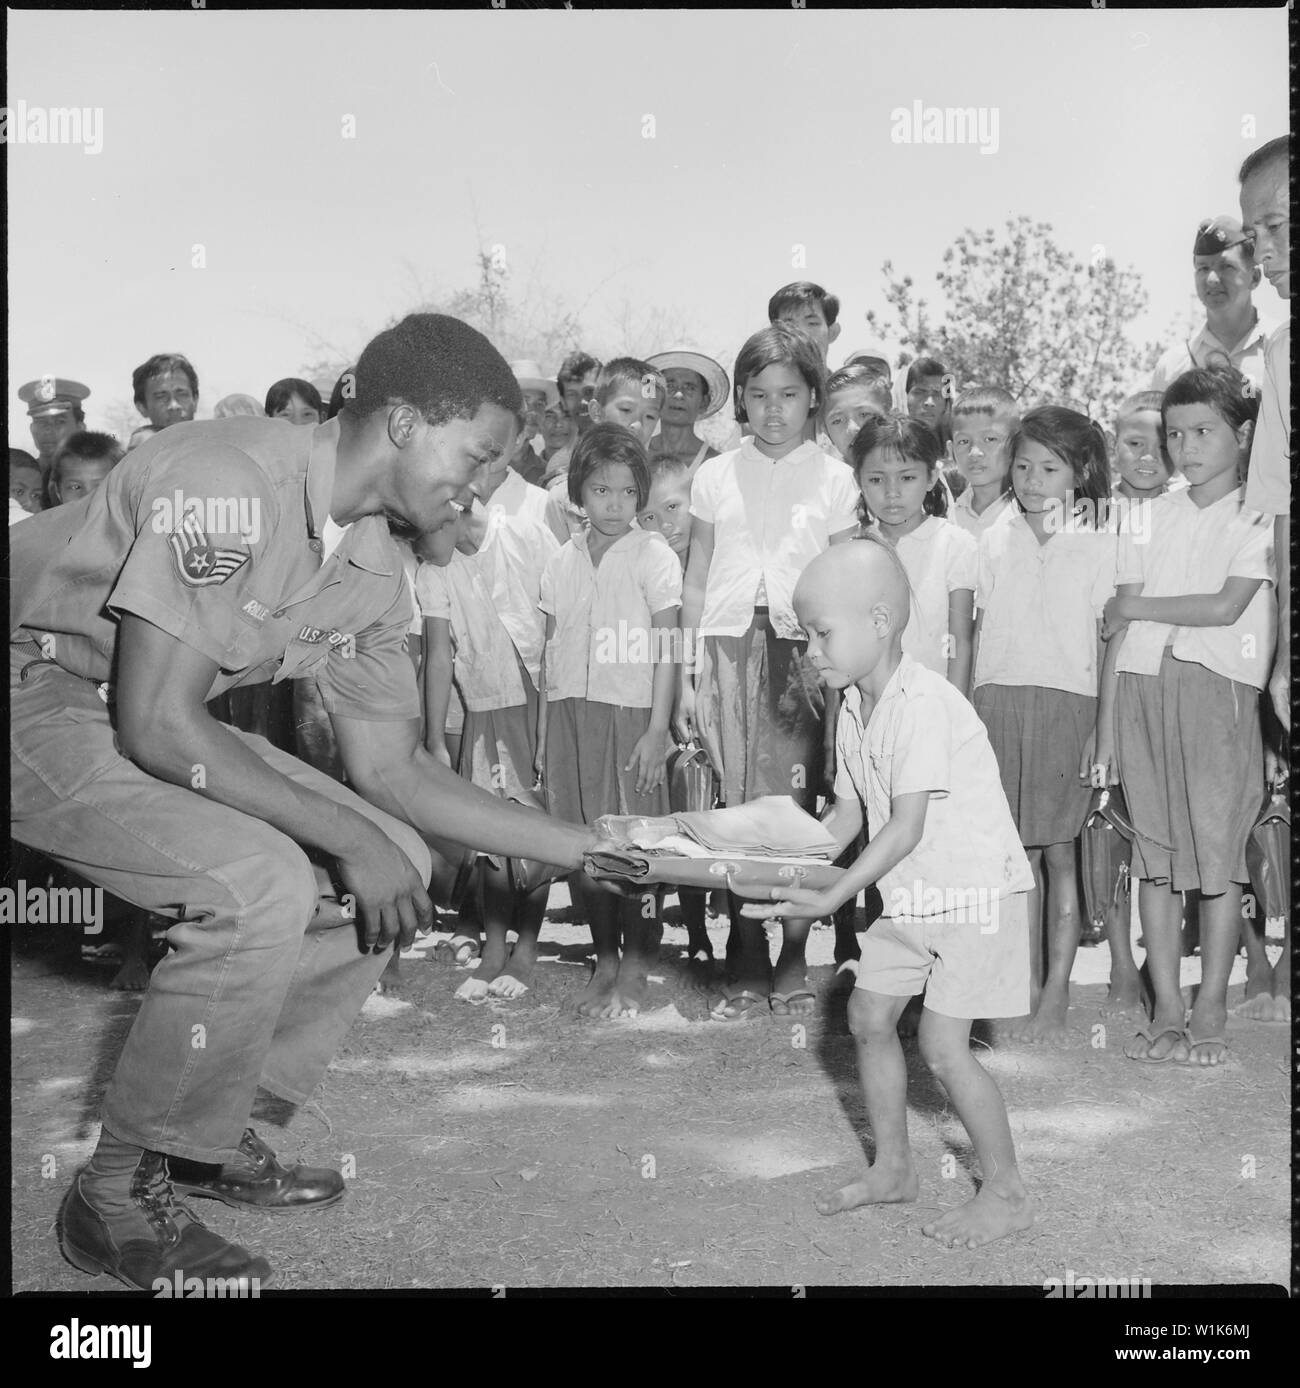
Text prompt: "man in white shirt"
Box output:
[[1149, 216, 1278, 392], [1237, 134, 1291, 1023]]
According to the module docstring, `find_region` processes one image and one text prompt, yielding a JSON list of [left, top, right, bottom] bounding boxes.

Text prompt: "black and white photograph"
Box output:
[[5, 2, 1292, 1332]]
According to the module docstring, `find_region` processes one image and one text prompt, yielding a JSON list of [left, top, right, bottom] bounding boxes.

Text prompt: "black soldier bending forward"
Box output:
[[10, 315, 609, 1288]]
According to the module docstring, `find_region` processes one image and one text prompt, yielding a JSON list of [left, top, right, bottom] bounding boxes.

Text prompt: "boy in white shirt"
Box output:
[[948, 387, 1018, 539], [735, 538, 1035, 1248]]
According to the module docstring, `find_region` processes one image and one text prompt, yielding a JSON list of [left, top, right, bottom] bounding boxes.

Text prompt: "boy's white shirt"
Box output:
[[1113, 485, 1275, 689], [949, 487, 1013, 539], [974, 508, 1117, 696], [414, 511, 559, 710], [835, 653, 1034, 915]]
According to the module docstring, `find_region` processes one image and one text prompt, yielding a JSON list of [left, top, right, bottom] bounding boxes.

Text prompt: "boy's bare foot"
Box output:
[[575, 965, 619, 1018], [1012, 986, 1070, 1043], [1232, 991, 1276, 1021], [486, 974, 529, 999], [1234, 965, 1279, 1021], [609, 968, 652, 1017], [815, 1162, 919, 1215], [1099, 974, 1144, 1018], [922, 1184, 1034, 1249]]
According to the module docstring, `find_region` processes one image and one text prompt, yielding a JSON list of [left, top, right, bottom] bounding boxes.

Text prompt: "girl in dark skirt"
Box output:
[[539, 423, 683, 1018], [973, 407, 1117, 1042]]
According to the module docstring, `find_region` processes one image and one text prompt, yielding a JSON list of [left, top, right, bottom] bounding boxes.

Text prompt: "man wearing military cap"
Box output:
[[17, 377, 89, 475], [1149, 216, 1278, 391]]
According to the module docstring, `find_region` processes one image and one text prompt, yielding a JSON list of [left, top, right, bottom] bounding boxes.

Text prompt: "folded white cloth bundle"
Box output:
[[596, 795, 839, 860]]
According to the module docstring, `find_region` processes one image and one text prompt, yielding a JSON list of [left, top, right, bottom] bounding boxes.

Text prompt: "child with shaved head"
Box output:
[[733, 538, 1036, 1248]]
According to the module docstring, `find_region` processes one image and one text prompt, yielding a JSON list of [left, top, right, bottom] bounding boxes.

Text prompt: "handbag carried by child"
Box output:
[[1245, 779, 1290, 924], [1081, 785, 1135, 930], [666, 740, 717, 816]]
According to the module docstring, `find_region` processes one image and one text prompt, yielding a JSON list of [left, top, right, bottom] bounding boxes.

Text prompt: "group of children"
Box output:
[[10, 274, 1284, 1251]]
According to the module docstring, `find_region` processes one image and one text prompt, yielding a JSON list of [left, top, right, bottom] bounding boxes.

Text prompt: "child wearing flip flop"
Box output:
[[735, 538, 1036, 1248], [418, 482, 561, 1002], [540, 422, 683, 1018], [1096, 365, 1271, 1067], [677, 322, 860, 1020]]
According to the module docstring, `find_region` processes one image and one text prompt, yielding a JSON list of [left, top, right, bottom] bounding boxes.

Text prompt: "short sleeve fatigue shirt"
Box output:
[[9, 416, 420, 721]]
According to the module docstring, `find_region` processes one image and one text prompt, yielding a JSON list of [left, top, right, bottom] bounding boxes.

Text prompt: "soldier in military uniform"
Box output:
[[16, 376, 89, 476], [11, 314, 613, 1289]]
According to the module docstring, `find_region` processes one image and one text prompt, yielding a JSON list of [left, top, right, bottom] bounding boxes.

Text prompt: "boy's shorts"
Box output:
[[856, 891, 1030, 1019]]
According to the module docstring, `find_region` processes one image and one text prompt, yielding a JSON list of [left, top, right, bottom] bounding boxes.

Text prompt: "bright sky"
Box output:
[[6, 5, 1289, 443]]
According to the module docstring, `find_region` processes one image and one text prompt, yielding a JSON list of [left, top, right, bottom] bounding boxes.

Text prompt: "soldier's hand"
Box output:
[[336, 828, 433, 953]]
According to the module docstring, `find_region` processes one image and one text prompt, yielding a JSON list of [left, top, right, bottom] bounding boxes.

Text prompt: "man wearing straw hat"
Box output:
[[645, 348, 730, 474]]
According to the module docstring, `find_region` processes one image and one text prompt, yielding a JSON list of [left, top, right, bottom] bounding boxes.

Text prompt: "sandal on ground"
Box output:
[[1182, 1035, 1229, 1066], [769, 989, 817, 1017], [1124, 1025, 1187, 1064], [710, 988, 769, 1021], [434, 935, 481, 966]]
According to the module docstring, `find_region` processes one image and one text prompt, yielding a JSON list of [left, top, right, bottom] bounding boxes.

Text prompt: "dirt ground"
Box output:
[[11, 890, 1290, 1293]]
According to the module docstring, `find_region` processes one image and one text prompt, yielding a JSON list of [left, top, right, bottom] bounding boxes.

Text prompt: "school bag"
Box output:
[[1080, 786, 1135, 930], [666, 741, 717, 816], [1245, 780, 1290, 923]]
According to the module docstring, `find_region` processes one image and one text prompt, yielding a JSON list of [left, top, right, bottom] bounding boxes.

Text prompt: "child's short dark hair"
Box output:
[[595, 357, 666, 406], [1115, 389, 1165, 428], [767, 281, 840, 327], [9, 447, 40, 469], [326, 368, 355, 421], [132, 354, 199, 408], [265, 377, 324, 419], [848, 413, 948, 520], [1160, 365, 1260, 435], [952, 385, 1018, 421], [645, 455, 692, 491], [1010, 406, 1111, 506], [733, 323, 825, 423], [567, 422, 652, 510], [53, 431, 123, 478], [557, 350, 602, 397], [346, 314, 522, 428], [824, 364, 893, 412], [905, 356, 948, 393]]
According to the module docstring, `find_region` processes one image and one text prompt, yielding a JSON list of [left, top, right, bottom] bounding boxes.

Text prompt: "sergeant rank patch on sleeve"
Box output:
[[168, 511, 251, 587]]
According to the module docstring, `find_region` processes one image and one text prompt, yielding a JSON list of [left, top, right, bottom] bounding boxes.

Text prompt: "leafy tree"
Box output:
[[865, 215, 1162, 420]]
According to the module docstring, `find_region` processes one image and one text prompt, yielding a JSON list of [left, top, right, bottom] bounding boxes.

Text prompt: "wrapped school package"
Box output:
[[583, 795, 846, 893]]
